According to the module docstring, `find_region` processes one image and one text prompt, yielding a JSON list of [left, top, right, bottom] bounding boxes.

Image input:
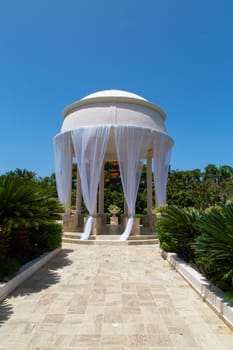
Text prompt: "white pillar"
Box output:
[[66, 160, 73, 215], [98, 164, 105, 215], [76, 167, 82, 215], [124, 197, 128, 216], [147, 156, 152, 215]]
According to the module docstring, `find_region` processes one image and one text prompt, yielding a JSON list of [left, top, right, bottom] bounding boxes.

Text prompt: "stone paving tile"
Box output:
[[0, 244, 232, 349]]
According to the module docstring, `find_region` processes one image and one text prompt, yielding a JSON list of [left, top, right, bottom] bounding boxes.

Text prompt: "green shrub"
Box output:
[[156, 220, 178, 252], [135, 214, 143, 221], [30, 222, 63, 251], [193, 203, 233, 296], [44, 222, 62, 250], [0, 258, 20, 280], [30, 226, 44, 249], [44, 222, 63, 250], [156, 206, 202, 262], [104, 213, 110, 224]]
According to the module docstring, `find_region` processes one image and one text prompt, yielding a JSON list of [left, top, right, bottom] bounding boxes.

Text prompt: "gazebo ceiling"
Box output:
[[69, 128, 154, 161]]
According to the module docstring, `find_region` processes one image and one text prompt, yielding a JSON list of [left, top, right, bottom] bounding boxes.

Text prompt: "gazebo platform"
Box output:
[[62, 232, 159, 246]]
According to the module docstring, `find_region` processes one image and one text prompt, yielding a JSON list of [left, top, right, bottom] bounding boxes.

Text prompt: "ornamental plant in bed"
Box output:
[[193, 202, 233, 300], [0, 171, 63, 280], [156, 204, 233, 301]]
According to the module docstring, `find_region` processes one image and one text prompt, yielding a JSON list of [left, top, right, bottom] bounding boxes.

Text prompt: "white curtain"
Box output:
[[153, 132, 173, 207], [53, 132, 72, 210], [115, 126, 154, 240], [71, 126, 110, 240]]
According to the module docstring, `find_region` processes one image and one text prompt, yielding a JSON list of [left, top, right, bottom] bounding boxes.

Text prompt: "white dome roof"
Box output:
[[81, 89, 147, 101]]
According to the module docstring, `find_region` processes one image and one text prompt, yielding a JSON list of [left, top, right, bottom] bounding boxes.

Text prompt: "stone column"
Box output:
[[98, 164, 105, 227], [147, 156, 152, 216], [76, 167, 84, 230], [76, 168, 82, 215], [124, 197, 128, 216], [122, 197, 128, 229], [98, 165, 105, 215], [142, 156, 153, 229]]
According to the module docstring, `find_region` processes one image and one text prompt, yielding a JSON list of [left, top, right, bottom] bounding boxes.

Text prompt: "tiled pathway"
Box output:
[[0, 244, 232, 349]]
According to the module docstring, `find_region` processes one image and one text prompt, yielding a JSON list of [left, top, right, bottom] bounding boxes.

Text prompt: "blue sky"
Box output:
[[0, 0, 232, 177]]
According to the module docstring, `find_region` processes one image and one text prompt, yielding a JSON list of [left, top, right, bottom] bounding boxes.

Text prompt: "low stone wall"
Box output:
[[161, 249, 233, 330], [0, 249, 61, 303]]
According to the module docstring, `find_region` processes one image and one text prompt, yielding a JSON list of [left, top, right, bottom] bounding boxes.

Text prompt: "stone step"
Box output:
[[62, 235, 96, 241], [63, 232, 82, 239], [62, 238, 95, 245], [128, 235, 158, 240], [62, 236, 159, 245], [63, 233, 157, 240], [95, 235, 119, 241], [128, 239, 159, 245]]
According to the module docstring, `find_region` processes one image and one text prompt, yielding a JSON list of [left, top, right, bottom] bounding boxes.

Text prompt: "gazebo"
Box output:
[[54, 89, 174, 240]]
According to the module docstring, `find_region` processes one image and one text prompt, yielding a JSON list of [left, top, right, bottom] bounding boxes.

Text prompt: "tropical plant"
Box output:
[[6, 168, 37, 181], [193, 203, 233, 297], [0, 226, 10, 265], [167, 169, 203, 208], [156, 206, 202, 262], [39, 173, 58, 198], [166, 165, 233, 209], [0, 175, 61, 228], [152, 204, 168, 215], [156, 219, 178, 253], [0, 258, 20, 280], [31, 222, 63, 251], [108, 204, 121, 214], [0, 174, 63, 263]]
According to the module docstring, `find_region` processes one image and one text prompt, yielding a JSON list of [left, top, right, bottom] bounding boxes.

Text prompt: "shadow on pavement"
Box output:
[[0, 300, 13, 327], [0, 249, 73, 327], [10, 249, 73, 297]]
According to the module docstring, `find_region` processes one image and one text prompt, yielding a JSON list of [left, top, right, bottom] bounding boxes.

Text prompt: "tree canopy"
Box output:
[[5, 163, 233, 213]]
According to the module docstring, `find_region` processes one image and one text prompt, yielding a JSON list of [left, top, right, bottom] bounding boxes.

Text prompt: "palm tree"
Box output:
[[167, 169, 203, 208], [201, 164, 233, 207], [218, 166, 233, 204], [0, 175, 63, 261], [6, 168, 37, 181]]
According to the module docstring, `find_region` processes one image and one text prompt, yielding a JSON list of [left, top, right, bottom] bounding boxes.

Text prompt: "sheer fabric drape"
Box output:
[[153, 132, 173, 207], [71, 126, 110, 240], [53, 132, 72, 210], [114, 126, 154, 240]]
